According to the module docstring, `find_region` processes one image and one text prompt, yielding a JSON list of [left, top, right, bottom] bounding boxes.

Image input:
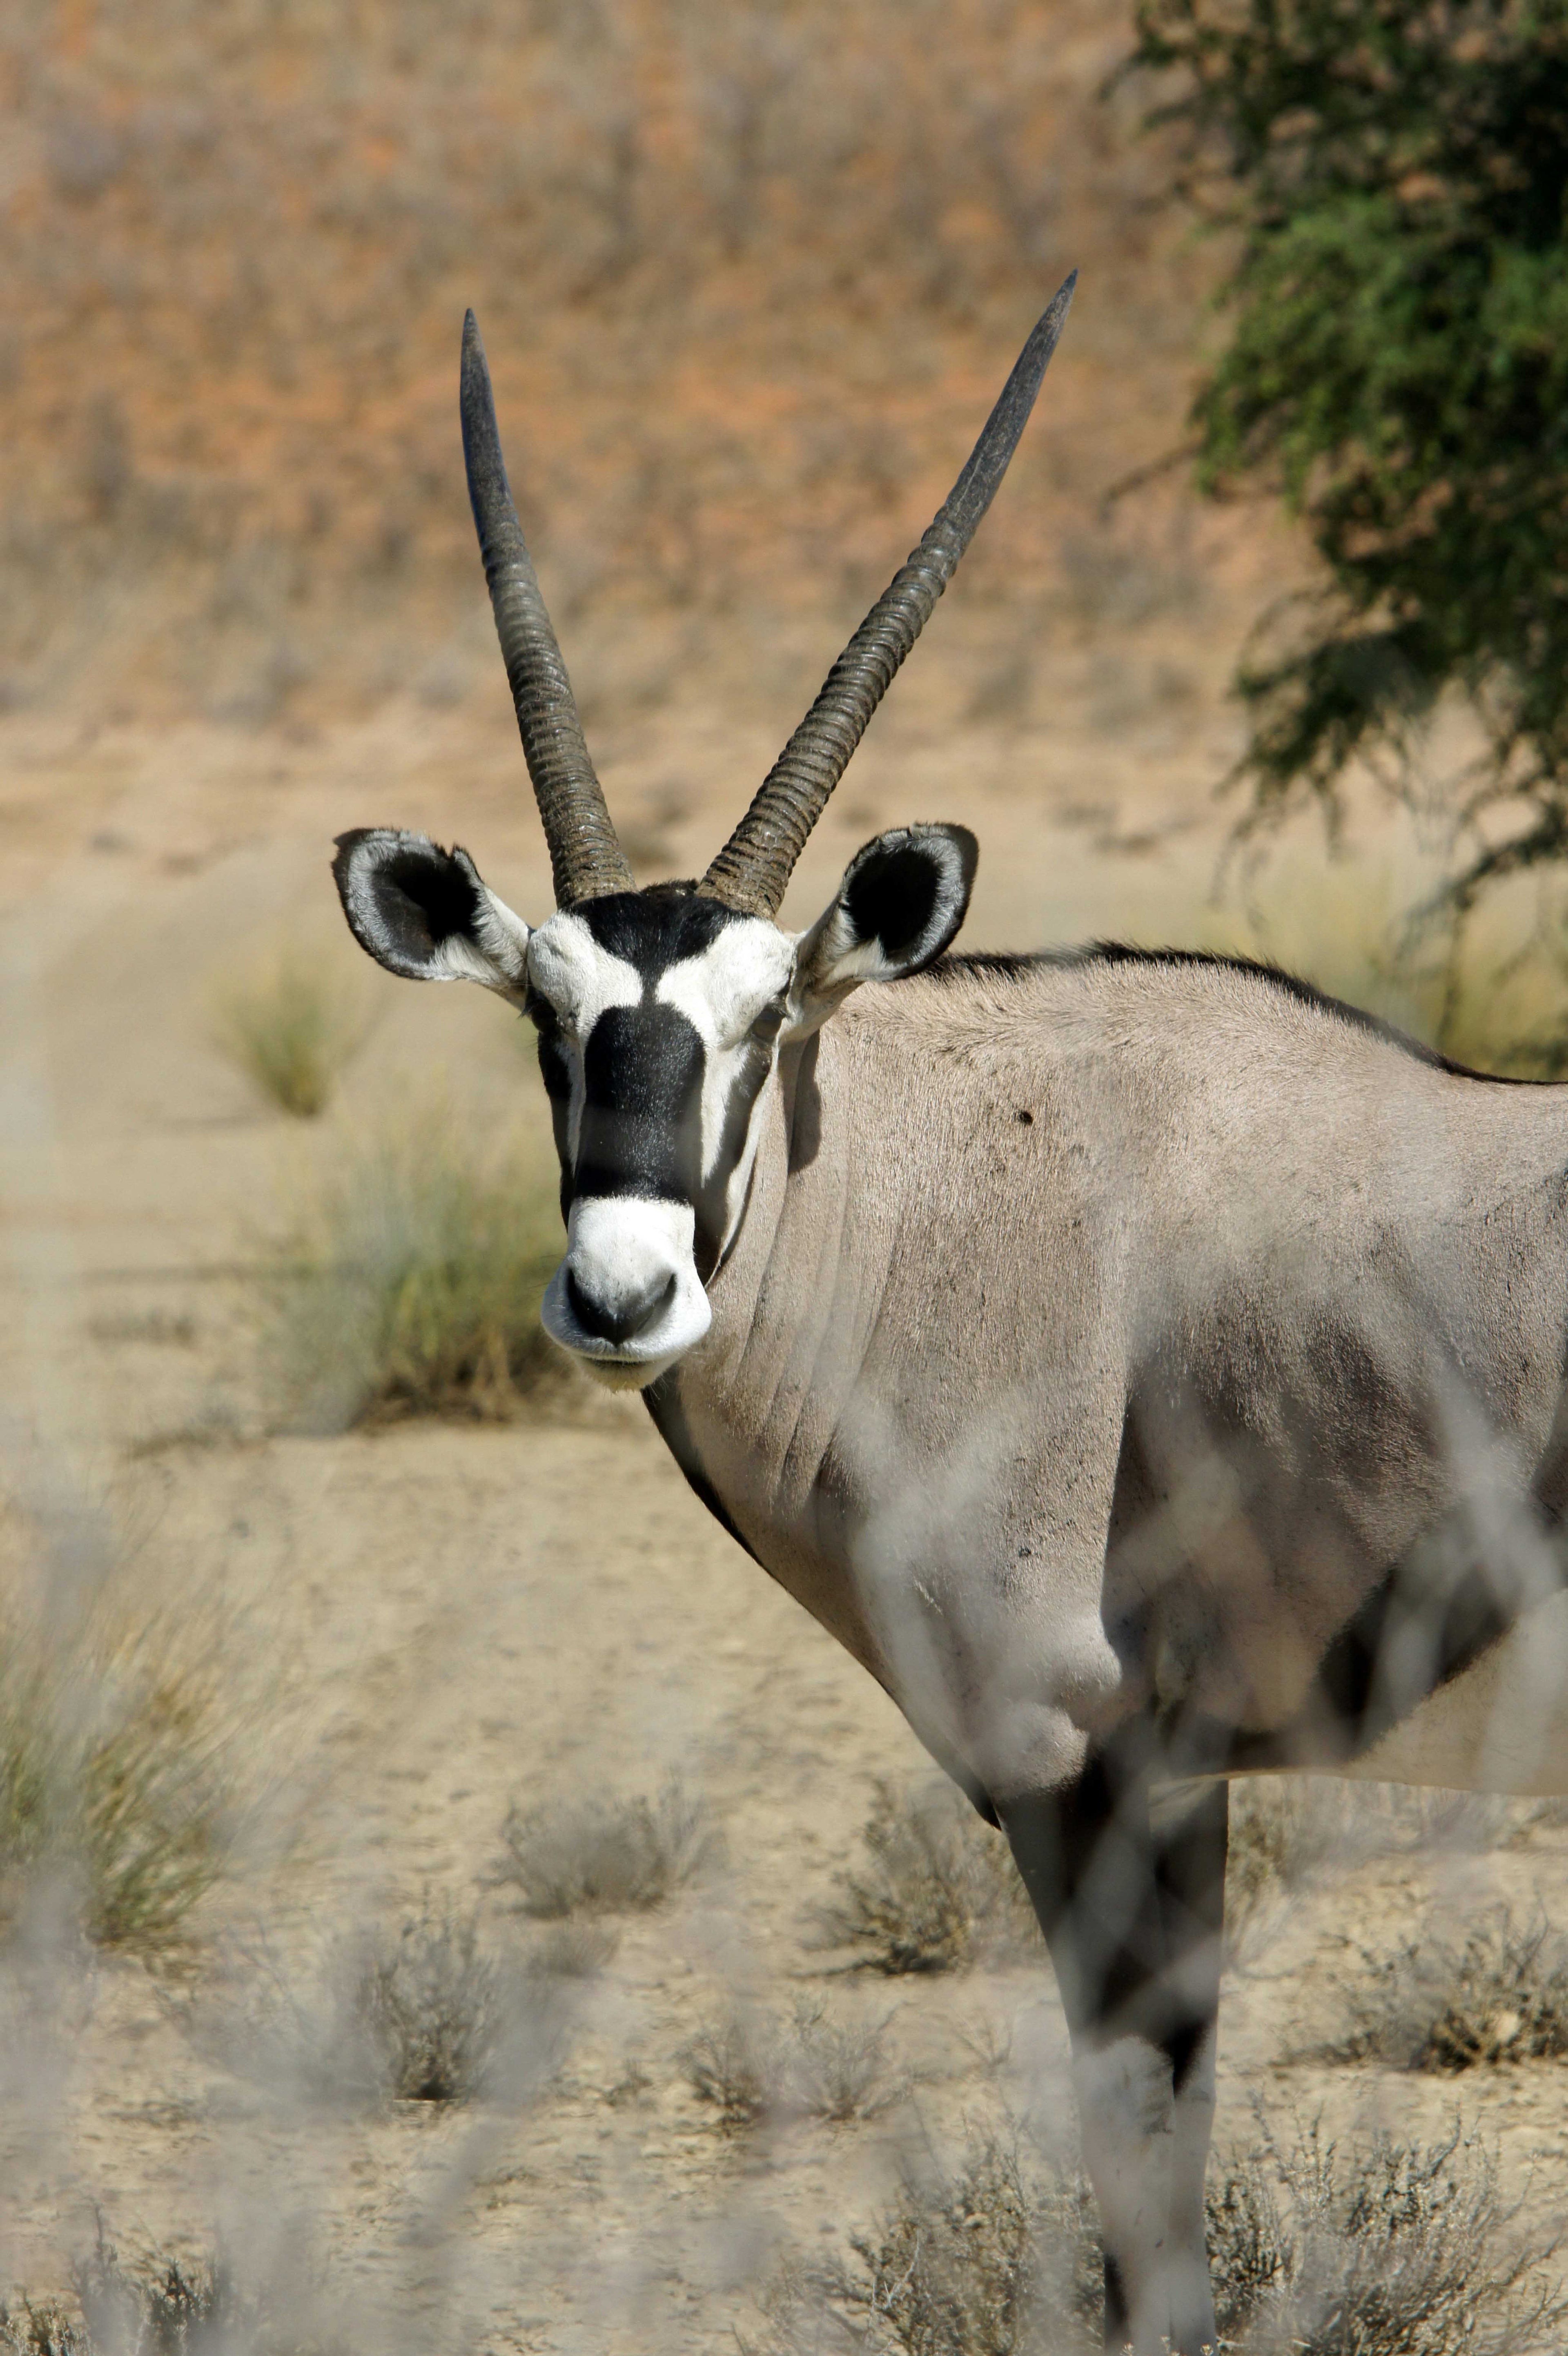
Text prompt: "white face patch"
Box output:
[[655, 920, 796, 1247], [526, 911, 644, 1039]]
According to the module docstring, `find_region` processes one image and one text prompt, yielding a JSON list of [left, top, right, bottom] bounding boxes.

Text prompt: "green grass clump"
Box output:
[[263, 1113, 565, 1431], [0, 1622, 231, 1962], [812, 1779, 1038, 1975], [213, 942, 369, 1119]]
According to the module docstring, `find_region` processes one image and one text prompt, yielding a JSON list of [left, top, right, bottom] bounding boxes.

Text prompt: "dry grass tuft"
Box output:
[[683, 2000, 902, 2133], [497, 1777, 718, 1920], [812, 1779, 1038, 1975], [754, 2121, 1566, 2356], [1220, 2122, 1568, 2355], [212, 943, 370, 1120], [754, 2136, 1098, 2354], [261, 1111, 565, 1431], [1336, 1907, 1568, 2072]]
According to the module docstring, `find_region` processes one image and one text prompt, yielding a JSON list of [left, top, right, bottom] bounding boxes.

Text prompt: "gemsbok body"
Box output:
[[332, 277, 1568, 2353]]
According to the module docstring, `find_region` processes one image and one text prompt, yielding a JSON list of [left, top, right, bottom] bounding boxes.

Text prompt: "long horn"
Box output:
[[698, 272, 1077, 918], [461, 312, 634, 907]]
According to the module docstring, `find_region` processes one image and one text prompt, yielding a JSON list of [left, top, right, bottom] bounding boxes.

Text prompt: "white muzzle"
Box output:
[[541, 1196, 712, 1389]]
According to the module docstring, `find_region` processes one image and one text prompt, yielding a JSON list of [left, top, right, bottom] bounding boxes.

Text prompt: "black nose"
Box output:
[[566, 1268, 677, 1346]]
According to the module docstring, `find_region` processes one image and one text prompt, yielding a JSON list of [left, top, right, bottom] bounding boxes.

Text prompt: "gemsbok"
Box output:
[[332, 275, 1568, 2353]]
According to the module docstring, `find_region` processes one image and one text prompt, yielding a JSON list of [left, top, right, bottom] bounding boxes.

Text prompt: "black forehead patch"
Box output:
[[577, 882, 745, 976]]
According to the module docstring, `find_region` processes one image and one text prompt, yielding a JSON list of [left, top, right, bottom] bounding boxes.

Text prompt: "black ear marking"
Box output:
[[842, 823, 978, 972], [331, 827, 512, 984], [845, 840, 940, 961]]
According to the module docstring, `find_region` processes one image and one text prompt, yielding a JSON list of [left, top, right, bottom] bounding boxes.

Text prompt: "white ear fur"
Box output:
[[332, 828, 532, 1002], [791, 824, 977, 1025]]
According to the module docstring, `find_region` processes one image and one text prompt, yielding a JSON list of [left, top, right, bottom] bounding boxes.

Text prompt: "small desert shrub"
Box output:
[[0, 2224, 292, 2356], [755, 2122, 1566, 2356], [1336, 1908, 1568, 2073], [683, 2012, 774, 2131], [262, 1112, 564, 1430], [497, 1777, 717, 1918], [213, 943, 369, 1119], [813, 1779, 1038, 1975], [0, 1625, 231, 1961], [1227, 2122, 1568, 2356], [353, 1903, 513, 2102], [684, 2000, 901, 2132], [207, 1902, 558, 2109], [756, 2137, 1099, 2354], [527, 1921, 620, 1979]]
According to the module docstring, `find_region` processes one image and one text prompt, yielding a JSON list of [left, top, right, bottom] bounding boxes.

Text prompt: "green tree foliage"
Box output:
[[1129, 0, 1568, 906]]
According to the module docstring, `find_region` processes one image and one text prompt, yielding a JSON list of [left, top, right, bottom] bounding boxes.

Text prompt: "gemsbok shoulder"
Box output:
[[332, 275, 1568, 2354]]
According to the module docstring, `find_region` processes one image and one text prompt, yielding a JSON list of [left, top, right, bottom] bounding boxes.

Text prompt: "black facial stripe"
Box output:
[[575, 1001, 705, 1203]]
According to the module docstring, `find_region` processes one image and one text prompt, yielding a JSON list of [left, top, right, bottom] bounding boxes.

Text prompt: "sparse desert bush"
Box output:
[[204, 1902, 561, 2110], [755, 2121, 1566, 2356], [0, 2221, 336, 2356], [352, 1902, 514, 2103], [813, 1779, 1038, 1975], [261, 1111, 565, 1430], [0, 1614, 232, 1962], [1226, 2122, 1568, 2356], [682, 2011, 773, 2131], [213, 944, 370, 1119], [526, 1921, 620, 1979], [754, 2136, 1098, 2354], [684, 1999, 901, 2132], [498, 1777, 717, 1919], [1336, 1908, 1568, 2073]]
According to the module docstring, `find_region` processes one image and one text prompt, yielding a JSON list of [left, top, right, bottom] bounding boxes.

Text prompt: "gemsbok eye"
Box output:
[[749, 997, 786, 1044]]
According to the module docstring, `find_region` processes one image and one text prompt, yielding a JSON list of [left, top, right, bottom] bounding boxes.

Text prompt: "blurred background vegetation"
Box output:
[[6, 0, 1564, 938], [0, 0, 1237, 728], [1131, 0, 1568, 914]]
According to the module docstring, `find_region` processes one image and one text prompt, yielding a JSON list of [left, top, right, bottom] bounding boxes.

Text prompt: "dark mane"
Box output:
[[927, 942, 1533, 1087]]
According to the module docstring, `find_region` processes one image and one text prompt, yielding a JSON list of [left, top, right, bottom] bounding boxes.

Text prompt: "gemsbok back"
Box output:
[[332, 275, 1568, 2353]]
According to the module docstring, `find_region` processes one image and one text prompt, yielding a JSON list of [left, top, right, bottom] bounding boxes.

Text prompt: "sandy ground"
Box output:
[[4, 642, 1568, 2351]]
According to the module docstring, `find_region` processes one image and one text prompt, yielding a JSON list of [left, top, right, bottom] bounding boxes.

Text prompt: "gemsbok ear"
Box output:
[[332, 828, 532, 1001], [791, 824, 978, 1024]]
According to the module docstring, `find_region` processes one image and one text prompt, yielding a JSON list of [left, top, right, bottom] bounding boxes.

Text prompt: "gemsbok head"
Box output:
[[333, 277, 1071, 1389]]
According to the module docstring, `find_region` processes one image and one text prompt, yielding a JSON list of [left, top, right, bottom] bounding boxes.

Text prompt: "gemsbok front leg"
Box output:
[[1002, 1731, 1228, 2356]]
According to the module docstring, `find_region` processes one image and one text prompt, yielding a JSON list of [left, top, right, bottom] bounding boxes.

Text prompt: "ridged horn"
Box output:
[[461, 311, 633, 908], [698, 272, 1076, 919]]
